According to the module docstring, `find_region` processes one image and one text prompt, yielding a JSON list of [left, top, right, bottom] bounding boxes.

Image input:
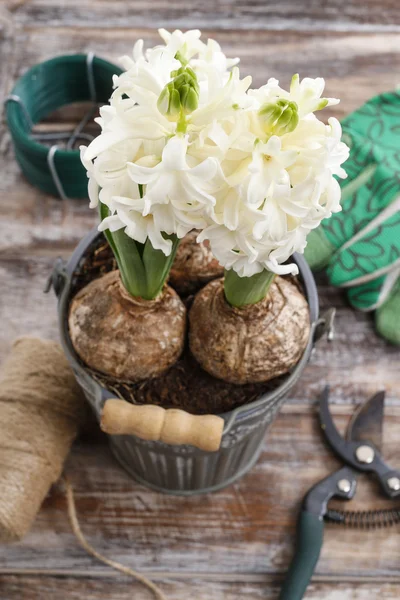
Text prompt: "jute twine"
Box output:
[[0, 336, 86, 542], [65, 477, 167, 600], [0, 337, 167, 600]]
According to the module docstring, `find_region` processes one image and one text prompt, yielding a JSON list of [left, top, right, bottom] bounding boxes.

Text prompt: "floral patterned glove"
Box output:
[[305, 90, 400, 344]]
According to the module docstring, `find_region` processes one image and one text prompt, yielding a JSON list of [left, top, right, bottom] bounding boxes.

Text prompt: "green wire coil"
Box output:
[[5, 54, 123, 199]]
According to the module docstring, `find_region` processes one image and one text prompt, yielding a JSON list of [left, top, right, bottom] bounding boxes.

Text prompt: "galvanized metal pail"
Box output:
[[50, 228, 331, 496]]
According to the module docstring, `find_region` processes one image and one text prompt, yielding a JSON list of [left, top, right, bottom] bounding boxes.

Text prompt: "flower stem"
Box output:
[[176, 111, 187, 134], [224, 268, 276, 307]]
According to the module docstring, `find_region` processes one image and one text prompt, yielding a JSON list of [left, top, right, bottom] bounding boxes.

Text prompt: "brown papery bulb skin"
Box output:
[[189, 276, 310, 385], [169, 231, 224, 296], [68, 270, 186, 382]]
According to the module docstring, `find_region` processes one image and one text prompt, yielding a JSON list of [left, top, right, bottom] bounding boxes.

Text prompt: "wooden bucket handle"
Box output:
[[101, 399, 225, 452]]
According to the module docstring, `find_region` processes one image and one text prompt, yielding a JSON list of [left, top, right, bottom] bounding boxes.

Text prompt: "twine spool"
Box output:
[[0, 337, 86, 542], [0, 336, 167, 599]]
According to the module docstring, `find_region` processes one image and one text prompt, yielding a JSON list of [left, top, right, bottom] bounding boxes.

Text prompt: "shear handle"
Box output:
[[279, 511, 324, 600], [279, 467, 356, 600]]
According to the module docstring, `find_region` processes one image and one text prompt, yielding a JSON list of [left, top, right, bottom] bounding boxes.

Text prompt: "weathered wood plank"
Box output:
[[4, 27, 400, 112], [0, 408, 399, 576], [1, 7, 399, 597], [0, 575, 399, 600], [0, 255, 60, 360], [0, 10, 15, 101], [6, 0, 400, 31]]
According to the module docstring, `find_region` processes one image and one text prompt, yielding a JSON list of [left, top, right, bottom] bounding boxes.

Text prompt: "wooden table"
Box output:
[[1, 2, 399, 598]]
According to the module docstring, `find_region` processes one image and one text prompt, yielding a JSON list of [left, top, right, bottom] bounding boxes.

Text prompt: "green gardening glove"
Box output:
[[305, 90, 400, 345]]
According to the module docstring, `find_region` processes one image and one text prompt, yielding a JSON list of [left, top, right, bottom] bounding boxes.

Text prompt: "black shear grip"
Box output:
[[319, 387, 400, 498]]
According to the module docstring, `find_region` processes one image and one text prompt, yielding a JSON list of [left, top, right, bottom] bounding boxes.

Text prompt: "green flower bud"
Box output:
[[157, 66, 200, 121], [157, 83, 182, 120], [258, 99, 299, 136]]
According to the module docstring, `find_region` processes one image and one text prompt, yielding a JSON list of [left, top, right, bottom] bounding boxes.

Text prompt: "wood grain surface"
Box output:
[[1, 577, 400, 600], [0, 1, 399, 598]]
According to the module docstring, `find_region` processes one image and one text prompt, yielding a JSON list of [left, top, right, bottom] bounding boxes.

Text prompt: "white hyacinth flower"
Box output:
[[246, 136, 298, 207], [126, 135, 221, 240], [81, 28, 349, 278]]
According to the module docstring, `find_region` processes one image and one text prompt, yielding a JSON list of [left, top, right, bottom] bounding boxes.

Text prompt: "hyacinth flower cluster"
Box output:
[[81, 28, 349, 306]]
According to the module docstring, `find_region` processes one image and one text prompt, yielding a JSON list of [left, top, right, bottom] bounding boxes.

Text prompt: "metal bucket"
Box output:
[[50, 228, 332, 496]]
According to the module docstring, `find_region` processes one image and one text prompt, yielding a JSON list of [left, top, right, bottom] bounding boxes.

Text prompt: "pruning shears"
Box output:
[[279, 387, 400, 600]]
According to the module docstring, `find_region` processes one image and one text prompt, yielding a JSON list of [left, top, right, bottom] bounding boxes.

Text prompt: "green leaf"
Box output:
[[99, 201, 180, 300], [110, 228, 147, 297], [142, 234, 180, 299]]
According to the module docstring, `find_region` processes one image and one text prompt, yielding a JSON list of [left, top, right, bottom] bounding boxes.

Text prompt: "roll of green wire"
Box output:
[[5, 54, 123, 199]]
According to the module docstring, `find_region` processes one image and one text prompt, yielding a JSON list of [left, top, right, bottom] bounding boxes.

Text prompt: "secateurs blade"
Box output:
[[279, 386, 400, 600]]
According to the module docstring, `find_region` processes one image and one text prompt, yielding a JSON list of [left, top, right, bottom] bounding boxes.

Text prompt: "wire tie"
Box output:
[[86, 51, 97, 103], [47, 145, 69, 201], [33, 131, 95, 143], [4, 94, 33, 130]]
